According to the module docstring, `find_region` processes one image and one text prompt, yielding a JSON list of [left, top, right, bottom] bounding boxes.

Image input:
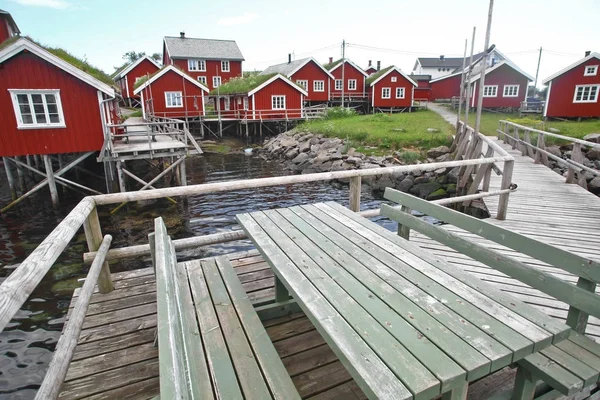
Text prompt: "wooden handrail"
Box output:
[[500, 120, 600, 149]]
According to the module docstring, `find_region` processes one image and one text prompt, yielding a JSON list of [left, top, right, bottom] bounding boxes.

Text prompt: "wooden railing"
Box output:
[[497, 120, 600, 189], [519, 101, 545, 114]]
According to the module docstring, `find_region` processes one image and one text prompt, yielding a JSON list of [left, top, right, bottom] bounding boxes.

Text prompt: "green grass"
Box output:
[[365, 66, 393, 85], [296, 110, 453, 153], [130, 109, 143, 118], [465, 111, 520, 136]]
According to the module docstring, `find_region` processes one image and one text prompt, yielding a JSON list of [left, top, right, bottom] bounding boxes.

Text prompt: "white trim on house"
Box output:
[[252, 94, 256, 119], [133, 65, 209, 95], [116, 55, 161, 80], [573, 84, 599, 103], [221, 60, 230, 72], [0, 38, 115, 96], [224, 96, 230, 110], [543, 81, 552, 117], [429, 70, 463, 84], [247, 74, 308, 97], [381, 87, 391, 99], [125, 75, 130, 98], [213, 76, 222, 89], [483, 85, 498, 97], [368, 66, 418, 88], [286, 57, 335, 80], [391, 77, 397, 82], [165, 91, 183, 108], [584, 65, 599, 77], [198, 76, 207, 85], [396, 87, 405, 99], [543, 53, 600, 84], [188, 59, 206, 72], [371, 86, 375, 108], [313, 80, 324, 92], [296, 80, 308, 91], [271, 95, 286, 110], [348, 79, 357, 91], [503, 84, 519, 97], [471, 82, 477, 107], [334, 79, 343, 91], [329, 59, 369, 77], [9, 89, 66, 129], [469, 60, 534, 83]]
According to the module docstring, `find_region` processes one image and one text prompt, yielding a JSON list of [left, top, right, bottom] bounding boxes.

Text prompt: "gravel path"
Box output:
[[427, 103, 458, 128]]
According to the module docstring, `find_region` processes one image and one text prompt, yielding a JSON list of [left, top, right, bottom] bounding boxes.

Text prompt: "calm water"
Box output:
[[0, 150, 402, 399]]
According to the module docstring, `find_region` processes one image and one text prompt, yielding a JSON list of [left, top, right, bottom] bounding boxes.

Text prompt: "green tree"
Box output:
[[151, 52, 162, 62], [123, 51, 146, 63]]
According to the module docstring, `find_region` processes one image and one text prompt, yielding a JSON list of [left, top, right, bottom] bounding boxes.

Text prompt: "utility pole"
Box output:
[[456, 38, 468, 132], [474, 0, 494, 136], [341, 39, 346, 108], [464, 27, 476, 126], [532, 47, 542, 98]]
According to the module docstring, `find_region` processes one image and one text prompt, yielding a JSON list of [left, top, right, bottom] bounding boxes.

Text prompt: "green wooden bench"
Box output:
[[150, 217, 300, 400], [381, 188, 600, 400]]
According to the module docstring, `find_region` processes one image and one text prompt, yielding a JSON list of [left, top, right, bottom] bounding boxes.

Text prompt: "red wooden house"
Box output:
[[261, 56, 334, 103], [410, 74, 432, 101], [0, 9, 19, 44], [133, 65, 209, 119], [0, 38, 117, 157], [430, 71, 463, 101], [324, 58, 368, 100], [468, 61, 532, 109], [366, 66, 417, 110], [365, 60, 378, 76], [211, 74, 308, 120], [543, 52, 600, 118], [163, 33, 244, 91], [113, 56, 161, 106]]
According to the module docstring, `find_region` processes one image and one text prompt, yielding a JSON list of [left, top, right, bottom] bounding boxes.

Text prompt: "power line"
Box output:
[[347, 42, 459, 57], [251, 42, 341, 66]]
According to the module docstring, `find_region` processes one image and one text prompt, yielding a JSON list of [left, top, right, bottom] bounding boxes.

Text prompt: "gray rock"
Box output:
[[583, 133, 600, 143], [371, 175, 395, 191], [589, 176, 600, 192], [331, 160, 345, 171], [321, 138, 343, 150], [346, 156, 363, 165], [398, 178, 414, 193], [427, 128, 440, 133], [329, 152, 343, 161], [310, 137, 320, 145], [435, 153, 452, 162], [298, 140, 311, 153], [546, 146, 562, 158], [586, 149, 600, 161], [279, 136, 298, 148], [410, 182, 442, 199], [391, 170, 406, 182], [392, 128, 407, 132], [448, 167, 460, 184], [284, 148, 299, 159], [427, 145, 451, 158], [341, 162, 355, 170], [310, 144, 321, 153], [291, 153, 309, 164], [434, 168, 447, 175], [413, 176, 429, 185], [360, 163, 381, 170]]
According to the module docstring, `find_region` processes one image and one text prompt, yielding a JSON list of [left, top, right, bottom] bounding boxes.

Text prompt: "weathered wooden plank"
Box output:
[[72, 328, 156, 361], [292, 361, 353, 399], [555, 340, 600, 372], [282, 344, 338, 377], [237, 213, 413, 400], [273, 329, 324, 358], [82, 376, 159, 400], [518, 353, 583, 395], [78, 314, 156, 344], [540, 346, 599, 387], [81, 302, 156, 330]]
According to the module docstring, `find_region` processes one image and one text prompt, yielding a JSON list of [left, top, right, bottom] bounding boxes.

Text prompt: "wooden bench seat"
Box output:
[[151, 217, 300, 399], [381, 188, 600, 400]]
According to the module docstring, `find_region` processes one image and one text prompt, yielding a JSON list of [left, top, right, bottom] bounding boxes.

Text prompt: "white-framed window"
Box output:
[[9, 90, 65, 129], [391, 77, 397, 82], [348, 79, 357, 90], [584, 65, 598, 76], [503, 85, 519, 97], [296, 80, 308, 91], [165, 91, 183, 108], [396, 87, 405, 99], [573, 85, 599, 103], [224, 97, 230, 111], [243, 97, 249, 110], [483, 85, 498, 97], [213, 76, 222, 88], [272, 95, 286, 110], [381, 87, 391, 99], [313, 80, 325, 92], [335, 79, 343, 91], [188, 59, 206, 72], [221, 60, 230, 72], [197, 76, 207, 85]]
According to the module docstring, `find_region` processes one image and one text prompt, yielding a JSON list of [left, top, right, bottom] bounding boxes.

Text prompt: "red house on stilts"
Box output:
[[366, 66, 417, 111], [543, 51, 600, 118], [468, 60, 532, 109], [324, 58, 368, 102], [0, 9, 19, 43], [113, 55, 161, 107]]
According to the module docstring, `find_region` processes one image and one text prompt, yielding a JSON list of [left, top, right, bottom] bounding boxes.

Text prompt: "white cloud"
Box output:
[[217, 12, 258, 26], [12, 0, 70, 9]]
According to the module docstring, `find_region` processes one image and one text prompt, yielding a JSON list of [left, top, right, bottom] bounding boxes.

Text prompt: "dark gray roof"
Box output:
[[416, 52, 484, 69], [409, 74, 432, 81], [260, 57, 311, 76], [163, 36, 244, 61], [0, 9, 20, 35]]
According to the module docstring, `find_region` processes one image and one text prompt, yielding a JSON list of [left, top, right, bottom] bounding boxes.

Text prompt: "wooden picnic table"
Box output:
[[236, 201, 571, 400]]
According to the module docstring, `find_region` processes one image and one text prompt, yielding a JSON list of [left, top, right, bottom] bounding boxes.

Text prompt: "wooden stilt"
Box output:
[[3, 158, 17, 201], [43, 154, 59, 207], [34, 155, 40, 171], [83, 206, 114, 293], [26, 156, 34, 180], [16, 157, 26, 194], [200, 121, 205, 139], [180, 156, 187, 186], [116, 161, 126, 193], [260, 122, 263, 139]]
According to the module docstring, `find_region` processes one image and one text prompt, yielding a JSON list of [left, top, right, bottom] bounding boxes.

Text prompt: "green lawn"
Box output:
[[296, 110, 454, 155]]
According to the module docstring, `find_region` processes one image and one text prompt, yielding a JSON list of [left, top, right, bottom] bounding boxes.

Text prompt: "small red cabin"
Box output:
[[133, 65, 209, 119], [366, 66, 417, 110], [113, 56, 161, 106], [163, 34, 244, 91], [325, 58, 368, 100], [543, 52, 600, 118], [261, 57, 334, 103], [0, 9, 19, 44], [212, 74, 307, 120], [0, 38, 117, 157], [469, 61, 532, 109], [410, 74, 432, 101], [430, 72, 462, 101]]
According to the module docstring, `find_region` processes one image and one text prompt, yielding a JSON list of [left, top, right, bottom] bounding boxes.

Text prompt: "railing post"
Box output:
[[496, 159, 514, 220], [523, 130, 534, 158], [566, 278, 595, 333], [397, 205, 411, 240], [83, 205, 114, 293], [349, 176, 361, 212]]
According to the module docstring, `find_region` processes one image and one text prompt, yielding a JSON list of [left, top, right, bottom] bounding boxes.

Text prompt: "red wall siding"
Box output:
[[330, 63, 367, 96], [430, 74, 461, 100], [470, 64, 529, 108], [171, 58, 242, 90], [122, 58, 160, 99], [252, 79, 303, 120], [290, 60, 329, 102], [546, 58, 600, 118], [372, 70, 414, 108], [217, 95, 250, 119], [0, 16, 10, 44], [0, 52, 106, 156], [141, 69, 206, 118], [414, 87, 431, 101]]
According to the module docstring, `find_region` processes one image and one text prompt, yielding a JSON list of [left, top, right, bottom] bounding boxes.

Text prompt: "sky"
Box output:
[[3, 0, 599, 87]]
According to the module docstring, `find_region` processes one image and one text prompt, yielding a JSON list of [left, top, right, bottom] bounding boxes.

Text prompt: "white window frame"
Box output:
[[224, 97, 230, 111], [391, 77, 397, 82], [503, 85, 519, 97], [197, 76, 207, 84], [483, 85, 498, 97], [213, 76, 222, 88], [381, 87, 391, 99], [584, 65, 598, 77], [271, 95, 286, 110], [188, 59, 206, 72], [221, 60, 230, 72], [165, 91, 183, 108], [396, 87, 405, 99], [348, 79, 357, 91], [335, 79, 343, 91], [313, 80, 325, 92], [243, 97, 249, 110], [573, 84, 599, 103], [9, 89, 66, 129], [296, 80, 308, 91]]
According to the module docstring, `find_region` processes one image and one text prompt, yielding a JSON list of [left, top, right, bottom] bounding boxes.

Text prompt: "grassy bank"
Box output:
[[296, 109, 453, 155]]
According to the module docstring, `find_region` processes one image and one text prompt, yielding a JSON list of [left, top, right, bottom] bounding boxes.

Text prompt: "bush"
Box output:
[[326, 107, 357, 120], [400, 151, 420, 164]]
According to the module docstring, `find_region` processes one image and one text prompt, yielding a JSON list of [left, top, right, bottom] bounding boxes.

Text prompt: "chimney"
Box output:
[[377, 61, 381, 71], [585, 50, 591, 57], [329, 57, 333, 64], [440, 55, 445, 61], [288, 53, 292, 64], [368, 60, 372, 67], [180, 31, 185, 39]]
